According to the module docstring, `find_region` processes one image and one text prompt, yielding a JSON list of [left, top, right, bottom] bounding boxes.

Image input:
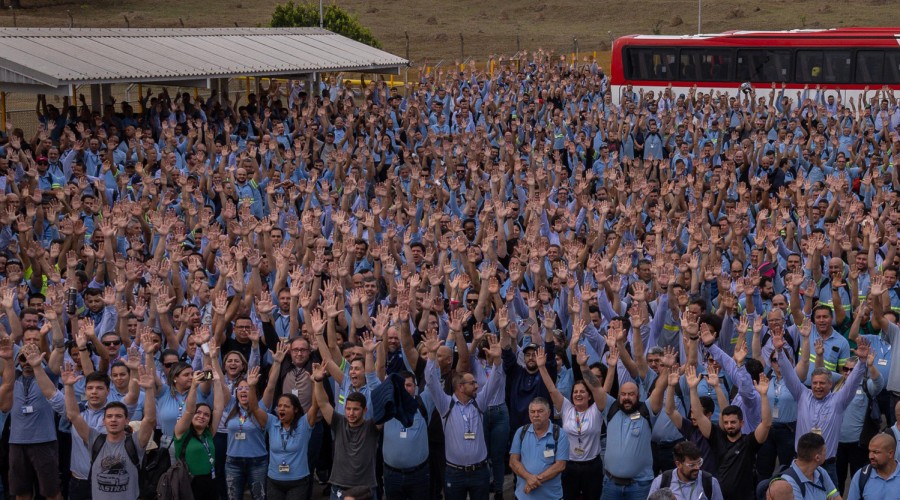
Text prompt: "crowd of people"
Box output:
[[0, 48, 898, 500]]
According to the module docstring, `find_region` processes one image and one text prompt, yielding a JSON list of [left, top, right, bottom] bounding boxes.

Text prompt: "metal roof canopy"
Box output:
[[0, 27, 408, 93]]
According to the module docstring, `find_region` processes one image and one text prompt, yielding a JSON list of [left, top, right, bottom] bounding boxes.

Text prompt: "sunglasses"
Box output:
[[163, 362, 177, 368], [102, 340, 122, 347]]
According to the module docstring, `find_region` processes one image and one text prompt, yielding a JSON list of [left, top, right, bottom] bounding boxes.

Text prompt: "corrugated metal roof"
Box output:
[[0, 28, 407, 88]]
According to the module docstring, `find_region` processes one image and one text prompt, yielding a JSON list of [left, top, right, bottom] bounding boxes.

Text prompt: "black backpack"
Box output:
[[856, 464, 875, 499], [755, 464, 807, 500], [89, 432, 145, 497], [139, 445, 172, 500], [660, 469, 714, 499]]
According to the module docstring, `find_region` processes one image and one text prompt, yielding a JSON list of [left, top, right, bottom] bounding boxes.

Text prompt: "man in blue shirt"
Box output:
[[847, 433, 899, 500], [382, 371, 432, 500], [509, 397, 568, 500], [781, 432, 840, 500]]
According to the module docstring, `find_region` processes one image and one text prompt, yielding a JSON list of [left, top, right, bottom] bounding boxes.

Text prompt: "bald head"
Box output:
[[766, 479, 794, 500], [618, 381, 640, 412]]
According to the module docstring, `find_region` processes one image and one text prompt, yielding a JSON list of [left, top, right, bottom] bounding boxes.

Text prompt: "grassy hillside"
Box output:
[[0, 0, 896, 65]]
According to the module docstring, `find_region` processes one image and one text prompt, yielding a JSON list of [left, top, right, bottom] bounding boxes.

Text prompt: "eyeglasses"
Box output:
[[681, 458, 703, 469], [163, 362, 177, 368], [841, 366, 852, 373], [102, 340, 122, 347], [235, 386, 250, 392], [291, 348, 310, 353]]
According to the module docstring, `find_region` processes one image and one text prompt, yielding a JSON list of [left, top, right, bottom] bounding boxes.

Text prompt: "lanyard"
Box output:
[[678, 479, 698, 500], [198, 434, 214, 465], [175, 391, 186, 417], [574, 410, 584, 435], [237, 408, 248, 431], [280, 427, 292, 451]]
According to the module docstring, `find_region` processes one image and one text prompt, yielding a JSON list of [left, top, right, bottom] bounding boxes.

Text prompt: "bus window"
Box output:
[[856, 50, 885, 84], [885, 52, 900, 83], [797, 50, 852, 83], [680, 49, 733, 82], [736, 49, 792, 83], [625, 48, 677, 80]]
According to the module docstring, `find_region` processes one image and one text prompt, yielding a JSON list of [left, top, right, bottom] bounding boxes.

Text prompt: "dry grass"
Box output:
[[0, 0, 895, 65]]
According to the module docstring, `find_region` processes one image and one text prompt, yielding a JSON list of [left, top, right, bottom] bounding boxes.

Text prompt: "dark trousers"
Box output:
[[383, 463, 430, 500], [428, 440, 445, 500], [306, 420, 324, 498], [444, 465, 490, 500], [483, 404, 510, 494], [562, 455, 604, 500], [836, 442, 868, 495], [214, 431, 229, 500], [651, 439, 684, 475], [68, 476, 91, 500], [268, 475, 309, 500], [757, 422, 797, 480], [192, 473, 220, 500]]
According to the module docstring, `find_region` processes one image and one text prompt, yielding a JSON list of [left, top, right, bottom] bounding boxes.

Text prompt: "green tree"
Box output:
[[271, 2, 382, 49]]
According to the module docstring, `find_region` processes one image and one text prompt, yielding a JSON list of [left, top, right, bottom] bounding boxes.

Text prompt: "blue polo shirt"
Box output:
[[382, 393, 432, 469], [510, 423, 569, 500], [601, 395, 657, 481], [265, 415, 313, 481], [846, 460, 900, 500], [782, 460, 838, 500], [223, 401, 268, 458]]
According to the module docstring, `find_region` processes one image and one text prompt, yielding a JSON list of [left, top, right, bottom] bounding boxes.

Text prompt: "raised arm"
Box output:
[[535, 346, 564, 412], [685, 365, 712, 438], [135, 363, 158, 449], [753, 373, 772, 444], [311, 362, 334, 425], [174, 371, 206, 439], [245, 366, 269, 428], [61, 364, 91, 445], [574, 344, 608, 412], [664, 365, 684, 429]]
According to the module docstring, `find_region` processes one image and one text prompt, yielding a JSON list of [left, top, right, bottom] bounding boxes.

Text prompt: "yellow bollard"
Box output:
[[194, 87, 199, 100], [245, 77, 251, 100], [593, 51, 597, 61], [490, 60, 495, 77]]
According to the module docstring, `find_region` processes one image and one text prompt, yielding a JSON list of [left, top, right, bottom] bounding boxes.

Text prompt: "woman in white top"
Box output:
[[536, 338, 618, 500]]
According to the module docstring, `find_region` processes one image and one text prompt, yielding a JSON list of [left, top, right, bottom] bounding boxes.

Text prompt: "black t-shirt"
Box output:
[[709, 427, 762, 500], [678, 419, 717, 476]]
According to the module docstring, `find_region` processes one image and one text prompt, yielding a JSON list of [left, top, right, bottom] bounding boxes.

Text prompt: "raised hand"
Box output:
[[272, 341, 289, 364], [754, 372, 770, 395], [247, 366, 261, 386], [534, 346, 547, 368], [684, 364, 701, 389], [311, 362, 327, 382], [61, 363, 82, 386]]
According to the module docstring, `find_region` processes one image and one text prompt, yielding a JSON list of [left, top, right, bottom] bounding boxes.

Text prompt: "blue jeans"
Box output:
[[383, 464, 430, 499], [600, 477, 652, 500], [225, 455, 268, 500], [444, 465, 490, 500], [483, 403, 510, 493]]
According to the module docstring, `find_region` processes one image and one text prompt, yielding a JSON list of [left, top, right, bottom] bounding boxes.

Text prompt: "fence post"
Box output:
[[0, 92, 6, 133]]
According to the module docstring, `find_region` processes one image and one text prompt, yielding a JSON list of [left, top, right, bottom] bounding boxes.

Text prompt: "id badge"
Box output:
[[629, 412, 641, 420], [399, 429, 408, 439], [279, 463, 290, 473], [464, 432, 476, 440], [21, 406, 33, 414], [811, 427, 822, 435], [878, 359, 888, 366], [234, 432, 246, 440], [291, 389, 300, 397], [772, 406, 780, 419], [543, 449, 555, 459], [574, 447, 585, 457]]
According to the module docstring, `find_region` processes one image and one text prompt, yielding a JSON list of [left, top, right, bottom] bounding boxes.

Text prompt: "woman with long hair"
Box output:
[[246, 342, 317, 500], [213, 349, 253, 497], [173, 368, 227, 500], [537, 339, 616, 500], [220, 364, 269, 499]]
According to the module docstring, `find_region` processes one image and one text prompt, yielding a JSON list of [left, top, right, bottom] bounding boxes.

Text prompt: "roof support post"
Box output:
[[100, 84, 111, 109], [90, 84, 101, 113]]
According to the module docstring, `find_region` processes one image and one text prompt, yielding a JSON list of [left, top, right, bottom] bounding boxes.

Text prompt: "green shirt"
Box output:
[[174, 429, 215, 476]]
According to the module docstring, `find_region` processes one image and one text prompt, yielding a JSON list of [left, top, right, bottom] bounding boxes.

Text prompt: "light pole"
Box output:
[[319, 0, 323, 28], [697, 0, 701, 34]]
